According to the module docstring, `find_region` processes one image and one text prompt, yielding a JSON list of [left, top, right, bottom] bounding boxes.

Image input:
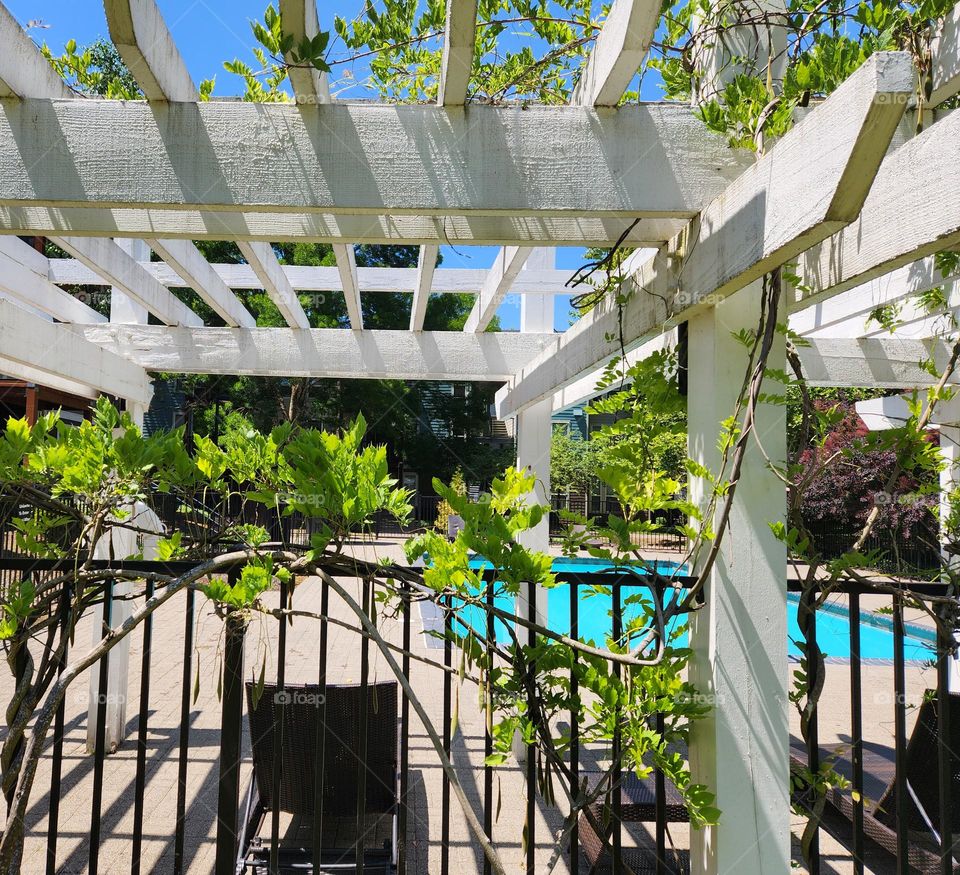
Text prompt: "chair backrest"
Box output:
[[876, 690, 960, 834], [245, 681, 398, 817]]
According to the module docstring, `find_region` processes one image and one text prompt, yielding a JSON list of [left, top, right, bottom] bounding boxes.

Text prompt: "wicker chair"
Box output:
[[822, 691, 960, 875], [240, 681, 399, 874]]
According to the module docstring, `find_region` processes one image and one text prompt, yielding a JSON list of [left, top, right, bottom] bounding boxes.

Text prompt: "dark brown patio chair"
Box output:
[[819, 690, 960, 875], [239, 681, 399, 874]]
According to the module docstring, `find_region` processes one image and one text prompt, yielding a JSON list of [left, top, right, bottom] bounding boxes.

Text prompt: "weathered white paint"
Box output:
[[0, 300, 152, 402], [0, 249, 106, 323], [332, 243, 363, 329], [0, 209, 681, 247], [0, 2, 71, 98], [108, 238, 150, 324], [549, 330, 676, 413], [87, 501, 163, 753], [571, 0, 659, 107], [48, 258, 579, 295], [236, 241, 310, 329], [0, 353, 98, 399], [147, 238, 256, 328], [519, 249, 554, 335], [464, 246, 533, 332], [686, 281, 789, 875], [931, 3, 960, 107], [73, 325, 556, 381], [0, 101, 752, 220], [796, 108, 960, 308], [410, 245, 439, 331], [800, 337, 960, 388], [498, 52, 914, 418], [104, 0, 197, 101], [50, 236, 201, 326], [438, 0, 477, 106], [279, 0, 332, 105], [789, 256, 959, 336], [0, 233, 47, 275]]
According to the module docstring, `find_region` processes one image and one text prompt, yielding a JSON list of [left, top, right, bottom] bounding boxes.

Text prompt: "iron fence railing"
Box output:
[[1, 547, 956, 875]]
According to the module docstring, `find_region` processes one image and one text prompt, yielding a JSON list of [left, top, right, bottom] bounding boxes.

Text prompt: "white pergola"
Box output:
[[1, 0, 959, 871]]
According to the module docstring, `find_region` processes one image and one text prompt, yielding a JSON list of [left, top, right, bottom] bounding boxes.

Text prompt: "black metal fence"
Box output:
[[804, 517, 942, 574], [549, 493, 685, 553], [1, 551, 957, 874]]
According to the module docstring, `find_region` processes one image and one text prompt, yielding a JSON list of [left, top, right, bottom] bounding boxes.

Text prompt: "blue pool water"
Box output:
[[447, 557, 937, 662]]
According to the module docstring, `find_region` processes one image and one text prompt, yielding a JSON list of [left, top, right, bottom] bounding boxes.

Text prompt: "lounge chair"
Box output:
[[239, 681, 399, 874], [818, 690, 960, 875]]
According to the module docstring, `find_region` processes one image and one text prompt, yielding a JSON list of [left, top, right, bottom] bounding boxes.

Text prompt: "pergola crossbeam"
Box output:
[[145, 239, 256, 328], [280, 0, 332, 104], [410, 245, 439, 331], [438, 0, 477, 106], [497, 51, 914, 418], [571, 0, 660, 107], [236, 241, 311, 329], [49, 236, 203, 327], [104, 0, 197, 101], [931, 2, 960, 106], [45, 259, 579, 295], [0, 3, 70, 98], [0, 101, 752, 222], [794, 108, 960, 309], [0, 300, 152, 403], [464, 246, 533, 333], [74, 325, 556, 381], [0, 250, 106, 324], [332, 243, 363, 329]]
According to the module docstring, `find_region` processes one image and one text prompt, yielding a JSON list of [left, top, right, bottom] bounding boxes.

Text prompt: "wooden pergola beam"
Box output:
[[0, 211, 677, 247], [0, 250, 106, 324], [794, 108, 960, 309], [74, 325, 557, 381], [236, 241, 311, 329], [497, 52, 914, 418], [104, 0, 197, 101], [409, 245, 438, 331], [46, 259, 579, 295], [931, 2, 960, 107], [797, 336, 960, 388], [146, 239, 256, 328], [463, 246, 533, 333], [571, 0, 660, 107], [438, 0, 477, 106], [332, 243, 363, 329], [280, 0, 332, 104], [0, 101, 751, 221], [0, 300, 152, 403], [0, 3, 70, 98], [50, 236, 203, 327]]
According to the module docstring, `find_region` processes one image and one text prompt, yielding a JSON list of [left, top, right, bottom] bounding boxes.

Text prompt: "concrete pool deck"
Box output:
[[2, 536, 944, 874]]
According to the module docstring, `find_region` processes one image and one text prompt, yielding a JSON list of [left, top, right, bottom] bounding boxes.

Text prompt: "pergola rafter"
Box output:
[[497, 52, 914, 418]]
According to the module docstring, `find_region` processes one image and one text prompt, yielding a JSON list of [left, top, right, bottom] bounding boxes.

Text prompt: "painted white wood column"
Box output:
[[516, 248, 554, 625], [686, 281, 790, 875], [87, 239, 150, 752], [938, 399, 960, 693]]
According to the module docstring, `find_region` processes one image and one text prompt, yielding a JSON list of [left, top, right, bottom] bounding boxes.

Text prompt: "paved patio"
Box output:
[[3, 537, 940, 873]]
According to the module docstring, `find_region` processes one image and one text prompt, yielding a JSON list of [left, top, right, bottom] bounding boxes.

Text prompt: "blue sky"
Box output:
[[6, 1, 662, 330]]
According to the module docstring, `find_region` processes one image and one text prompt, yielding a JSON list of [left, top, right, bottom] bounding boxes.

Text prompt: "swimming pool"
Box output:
[[426, 556, 937, 662]]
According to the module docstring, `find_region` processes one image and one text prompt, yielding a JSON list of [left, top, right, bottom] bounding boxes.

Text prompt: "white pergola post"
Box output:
[[516, 248, 554, 624], [938, 399, 960, 693], [86, 239, 150, 752], [686, 282, 790, 875]]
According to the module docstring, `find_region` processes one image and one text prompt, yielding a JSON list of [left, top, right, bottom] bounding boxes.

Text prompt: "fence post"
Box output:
[[215, 601, 247, 875]]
